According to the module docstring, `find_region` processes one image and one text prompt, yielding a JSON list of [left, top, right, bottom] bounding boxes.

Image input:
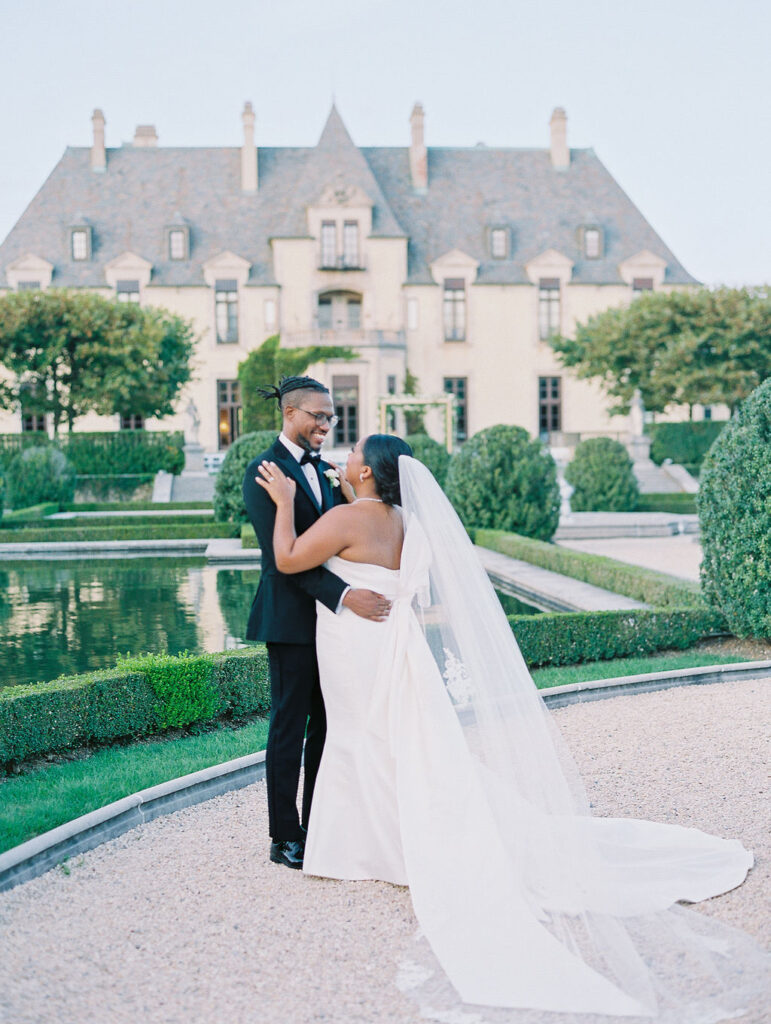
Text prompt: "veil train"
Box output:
[[389, 455, 768, 1023]]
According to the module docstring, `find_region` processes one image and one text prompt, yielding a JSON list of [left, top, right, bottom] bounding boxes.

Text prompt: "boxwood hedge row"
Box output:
[[0, 648, 269, 766], [476, 529, 704, 610], [0, 523, 238, 544]]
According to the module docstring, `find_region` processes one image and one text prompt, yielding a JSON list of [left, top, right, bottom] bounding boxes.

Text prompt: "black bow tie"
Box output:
[[300, 451, 321, 466]]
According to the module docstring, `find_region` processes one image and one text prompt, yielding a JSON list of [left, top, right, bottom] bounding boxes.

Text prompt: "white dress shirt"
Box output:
[[278, 432, 350, 613], [279, 432, 322, 506]]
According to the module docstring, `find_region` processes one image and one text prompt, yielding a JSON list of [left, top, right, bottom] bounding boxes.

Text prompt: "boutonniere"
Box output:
[[323, 467, 340, 488]]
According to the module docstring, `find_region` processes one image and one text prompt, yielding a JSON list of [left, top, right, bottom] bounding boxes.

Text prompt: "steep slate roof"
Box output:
[[0, 107, 697, 288]]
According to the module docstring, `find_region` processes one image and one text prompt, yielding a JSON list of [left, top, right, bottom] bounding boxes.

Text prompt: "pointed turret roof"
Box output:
[[274, 105, 404, 238]]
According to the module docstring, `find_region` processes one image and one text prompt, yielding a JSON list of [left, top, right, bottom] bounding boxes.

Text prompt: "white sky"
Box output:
[[1, 0, 769, 286]]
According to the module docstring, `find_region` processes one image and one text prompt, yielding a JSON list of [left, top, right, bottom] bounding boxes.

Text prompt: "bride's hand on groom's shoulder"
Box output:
[[256, 461, 296, 506], [330, 463, 355, 503]]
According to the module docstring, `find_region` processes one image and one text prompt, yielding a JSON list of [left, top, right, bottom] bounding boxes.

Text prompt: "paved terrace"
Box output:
[[0, 678, 767, 1024]]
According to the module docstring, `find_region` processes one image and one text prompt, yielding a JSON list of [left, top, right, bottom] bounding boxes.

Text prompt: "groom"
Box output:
[[242, 375, 391, 870]]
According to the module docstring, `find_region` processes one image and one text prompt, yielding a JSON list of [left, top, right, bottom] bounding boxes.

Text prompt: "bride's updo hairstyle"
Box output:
[[362, 435, 413, 506]]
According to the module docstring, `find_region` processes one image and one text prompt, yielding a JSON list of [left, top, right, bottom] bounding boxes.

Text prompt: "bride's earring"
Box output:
[[359, 472, 366, 482]]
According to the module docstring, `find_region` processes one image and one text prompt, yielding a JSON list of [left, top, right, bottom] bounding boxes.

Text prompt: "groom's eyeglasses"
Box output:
[[295, 407, 339, 429]]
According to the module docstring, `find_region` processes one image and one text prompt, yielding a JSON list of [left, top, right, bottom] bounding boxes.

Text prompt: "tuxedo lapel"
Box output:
[[318, 460, 335, 512], [271, 440, 322, 514]]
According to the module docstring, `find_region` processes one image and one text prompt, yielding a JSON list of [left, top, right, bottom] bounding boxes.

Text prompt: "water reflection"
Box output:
[[0, 558, 260, 690], [0, 559, 538, 691]]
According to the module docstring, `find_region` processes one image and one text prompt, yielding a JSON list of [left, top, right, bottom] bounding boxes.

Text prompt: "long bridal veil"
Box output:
[[394, 455, 768, 1023]]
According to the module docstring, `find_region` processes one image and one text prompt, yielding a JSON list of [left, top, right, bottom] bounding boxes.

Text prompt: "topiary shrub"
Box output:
[[6, 446, 76, 510], [214, 430, 278, 523], [445, 425, 560, 540], [405, 433, 451, 488], [565, 437, 639, 511], [698, 379, 771, 638]]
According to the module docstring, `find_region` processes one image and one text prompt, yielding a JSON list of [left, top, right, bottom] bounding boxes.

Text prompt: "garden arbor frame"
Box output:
[[377, 393, 456, 452]]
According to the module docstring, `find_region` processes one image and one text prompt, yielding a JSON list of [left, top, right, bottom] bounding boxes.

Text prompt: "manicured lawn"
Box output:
[[0, 717, 269, 855], [531, 650, 748, 689]]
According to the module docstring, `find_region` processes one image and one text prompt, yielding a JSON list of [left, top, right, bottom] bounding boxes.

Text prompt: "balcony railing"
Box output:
[[317, 255, 367, 271], [283, 328, 405, 350]]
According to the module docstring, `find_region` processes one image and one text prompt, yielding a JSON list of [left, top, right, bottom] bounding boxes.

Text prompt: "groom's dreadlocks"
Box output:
[[256, 375, 330, 410]]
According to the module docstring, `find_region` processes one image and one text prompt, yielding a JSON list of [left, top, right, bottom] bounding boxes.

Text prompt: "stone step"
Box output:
[[169, 472, 215, 502]]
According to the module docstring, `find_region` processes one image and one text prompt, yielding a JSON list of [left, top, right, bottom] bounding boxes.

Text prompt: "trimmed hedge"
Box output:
[[511, 607, 725, 668], [0, 432, 184, 476], [446, 425, 560, 540], [0, 513, 215, 531], [62, 432, 184, 475], [476, 529, 704, 609], [62, 501, 212, 512], [74, 474, 155, 503], [7, 446, 76, 509], [635, 493, 697, 515], [214, 430, 278, 524], [0, 647, 269, 766], [1, 503, 59, 523], [241, 522, 258, 548], [565, 438, 639, 512], [699, 379, 771, 638], [0, 523, 238, 544], [649, 421, 727, 475], [404, 433, 451, 489]]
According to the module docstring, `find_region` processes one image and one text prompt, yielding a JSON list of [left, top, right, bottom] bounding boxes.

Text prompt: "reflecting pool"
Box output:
[[0, 558, 542, 690]]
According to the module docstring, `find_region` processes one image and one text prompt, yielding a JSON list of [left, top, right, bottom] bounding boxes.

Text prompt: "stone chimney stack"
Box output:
[[241, 101, 258, 192], [409, 102, 428, 192], [133, 125, 158, 147], [549, 107, 569, 169], [91, 109, 106, 172]]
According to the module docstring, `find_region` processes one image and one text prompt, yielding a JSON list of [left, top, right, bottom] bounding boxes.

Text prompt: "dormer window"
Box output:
[[579, 225, 603, 260], [71, 227, 91, 261], [490, 228, 508, 259], [169, 229, 186, 260], [117, 280, 140, 304], [165, 222, 190, 261]]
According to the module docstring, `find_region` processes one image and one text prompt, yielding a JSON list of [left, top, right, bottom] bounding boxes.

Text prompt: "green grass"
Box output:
[[0, 717, 269, 855], [532, 649, 747, 690]]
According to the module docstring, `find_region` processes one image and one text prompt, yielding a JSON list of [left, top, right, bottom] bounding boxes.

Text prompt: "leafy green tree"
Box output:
[[550, 287, 771, 417], [0, 289, 195, 434], [565, 438, 639, 511], [238, 335, 354, 433], [445, 425, 560, 540]]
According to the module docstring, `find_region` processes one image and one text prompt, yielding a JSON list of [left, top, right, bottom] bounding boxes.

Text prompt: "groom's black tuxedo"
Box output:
[[242, 436, 348, 842]]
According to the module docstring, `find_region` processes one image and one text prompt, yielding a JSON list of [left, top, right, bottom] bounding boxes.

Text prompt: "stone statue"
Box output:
[[629, 389, 645, 438], [185, 398, 201, 445]]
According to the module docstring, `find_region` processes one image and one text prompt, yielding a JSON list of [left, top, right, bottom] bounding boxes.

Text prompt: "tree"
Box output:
[[238, 335, 355, 433], [0, 289, 195, 434], [550, 287, 771, 417]]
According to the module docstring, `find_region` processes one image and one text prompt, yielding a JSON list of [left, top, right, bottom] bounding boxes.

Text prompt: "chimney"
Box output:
[[133, 125, 158, 147], [241, 101, 258, 192], [549, 107, 569, 169], [91, 109, 106, 172], [409, 102, 427, 192]]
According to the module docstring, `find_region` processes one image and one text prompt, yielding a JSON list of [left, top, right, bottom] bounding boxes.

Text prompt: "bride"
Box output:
[[255, 434, 768, 1023]]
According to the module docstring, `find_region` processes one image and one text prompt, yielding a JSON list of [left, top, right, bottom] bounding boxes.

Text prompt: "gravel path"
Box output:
[[557, 534, 703, 582], [0, 678, 768, 1024]]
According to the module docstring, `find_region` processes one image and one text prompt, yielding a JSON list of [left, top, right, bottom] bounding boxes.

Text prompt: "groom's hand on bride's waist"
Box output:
[[343, 589, 392, 621]]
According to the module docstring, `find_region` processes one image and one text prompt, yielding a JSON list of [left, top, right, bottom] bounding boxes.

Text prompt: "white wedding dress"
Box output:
[[303, 458, 768, 1023]]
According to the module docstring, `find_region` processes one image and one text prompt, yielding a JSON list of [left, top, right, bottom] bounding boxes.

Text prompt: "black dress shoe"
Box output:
[[270, 839, 305, 870]]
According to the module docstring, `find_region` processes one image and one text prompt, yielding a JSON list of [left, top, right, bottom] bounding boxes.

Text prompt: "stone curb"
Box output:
[[540, 659, 771, 708], [0, 750, 265, 893], [0, 539, 211, 558], [2, 662, 768, 894]]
